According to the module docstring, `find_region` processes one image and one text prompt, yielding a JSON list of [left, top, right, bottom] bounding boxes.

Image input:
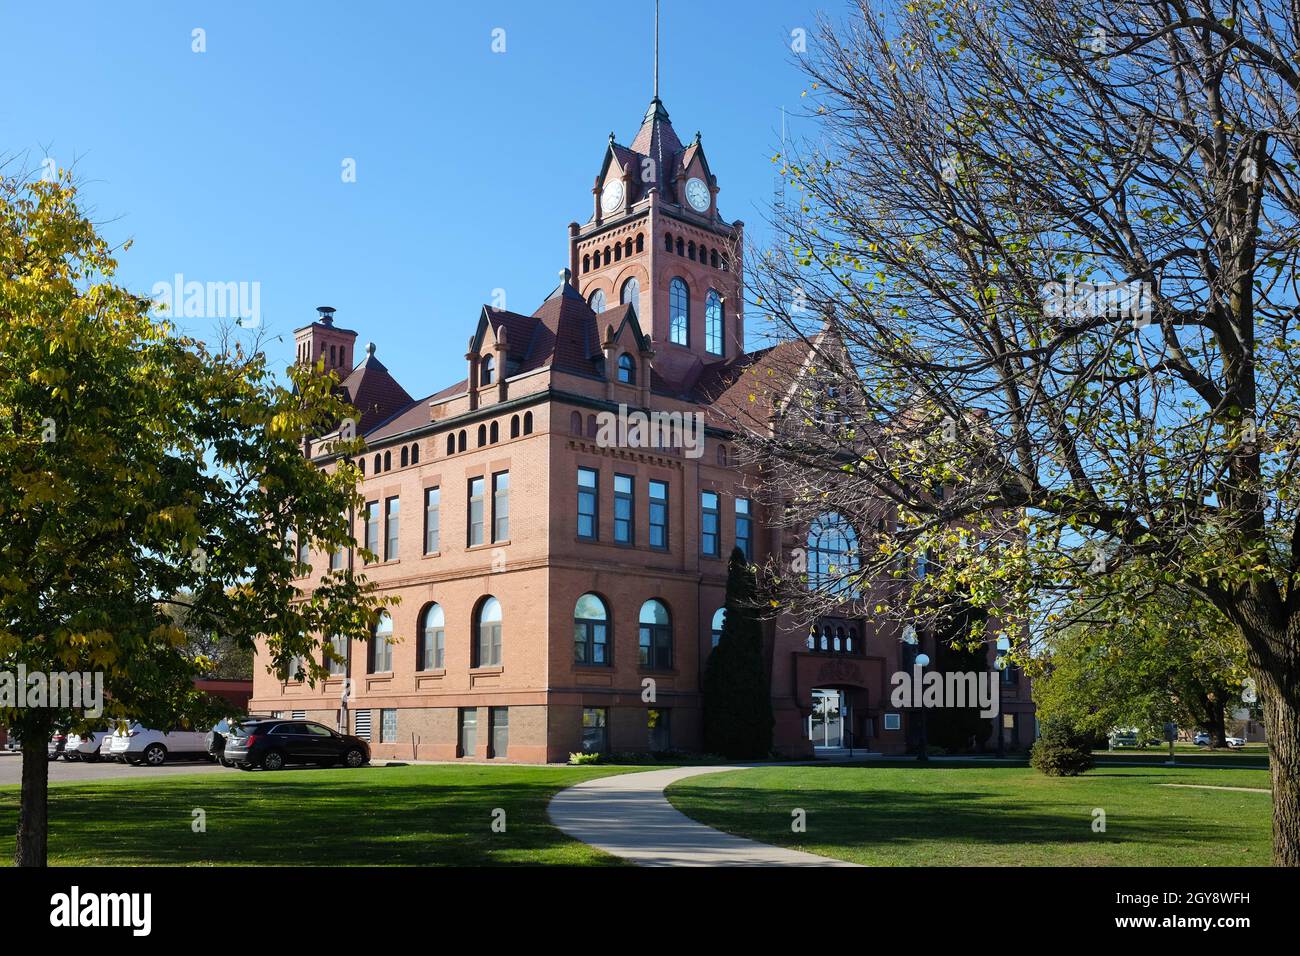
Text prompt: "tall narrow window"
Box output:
[[369, 612, 393, 673], [577, 467, 599, 540], [705, 289, 724, 355], [492, 471, 510, 542], [613, 474, 634, 544], [459, 708, 477, 756], [328, 633, 348, 676], [582, 707, 607, 754], [468, 477, 485, 547], [480, 355, 495, 386], [669, 277, 689, 345], [638, 599, 673, 669], [418, 603, 445, 670], [710, 607, 726, 649], [384, 496, 399, 561], [649, 480, 669, 550], [617, 353, 636, 384], [621, 277, 641, 317], [490, 707, 509, 759], [574, 593, 609, 665], [475, 596, 502, 667], [735, 498, 752, 560], [701, 491, 720, 557], [364, 501, 379, 563], [424, 486, 440, 554]]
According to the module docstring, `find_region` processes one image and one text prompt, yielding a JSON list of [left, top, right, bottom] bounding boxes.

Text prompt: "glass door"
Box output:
[[809, 689, 844, 748]]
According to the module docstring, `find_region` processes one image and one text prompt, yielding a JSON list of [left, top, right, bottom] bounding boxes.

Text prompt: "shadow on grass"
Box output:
[[0, 766, 625, 867]]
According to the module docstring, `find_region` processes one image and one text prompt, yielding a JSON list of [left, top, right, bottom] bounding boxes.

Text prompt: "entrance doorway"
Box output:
[[808, 688, 851, 749]]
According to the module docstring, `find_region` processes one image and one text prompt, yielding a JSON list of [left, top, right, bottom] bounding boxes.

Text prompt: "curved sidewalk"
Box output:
[[548, 765, 858, 867]]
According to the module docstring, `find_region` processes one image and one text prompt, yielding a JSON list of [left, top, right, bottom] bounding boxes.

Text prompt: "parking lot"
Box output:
[[0, 752, 228, 786]]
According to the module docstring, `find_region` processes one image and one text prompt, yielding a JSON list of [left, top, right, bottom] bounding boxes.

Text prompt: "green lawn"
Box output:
[[0, 764, 639, 866], [666, 763, 1273, 866]]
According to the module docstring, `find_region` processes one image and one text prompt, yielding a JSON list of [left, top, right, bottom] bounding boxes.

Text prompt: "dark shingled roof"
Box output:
[[339, 347, 414, 434]]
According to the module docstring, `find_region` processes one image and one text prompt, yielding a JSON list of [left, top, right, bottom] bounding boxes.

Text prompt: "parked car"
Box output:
[[1226, 736, 1247, 748], [1193, 731, 1211, 745], [64, 730, 112, 761], [223, 718, 369, 771], [46, 731, 68, 761], [107, 723, 210, 767], [98, 730, 118, 761], [206, 716, 273, 766], [1108, 729, 1140, 749]]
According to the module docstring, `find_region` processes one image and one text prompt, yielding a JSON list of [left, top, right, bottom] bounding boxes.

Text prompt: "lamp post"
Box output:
[[994, 656, 1007, 757], [915, 652, 930, 763]]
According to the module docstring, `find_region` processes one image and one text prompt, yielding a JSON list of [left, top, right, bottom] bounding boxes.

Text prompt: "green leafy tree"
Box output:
[[1033, 595, 1249, 747], [737, 0, 1300, 865], [703, 549, 774, 759], [0, 171, 387, 866], [1030, 718, 1096, 777]]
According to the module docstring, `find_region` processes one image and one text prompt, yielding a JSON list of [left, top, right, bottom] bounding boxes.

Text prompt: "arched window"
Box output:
[[603, 246, 611, 266], [847, 627, 857, 653], [716, 444, 728, 466], [624, 238, 633, 258], [480, 355, 495, 386], [447, 434, 456, 456], [369, 612, 393, 673], [636, 233, 644, 253], [358, 458, 365, 475], [705, 289, 724, 355], [510, 415, 520, 439], [411, 443, 419, 464], [474, 596, 502, 667], [373, 454, 381, 473], [330, 345, 336, 366], [523, 411, 533, 434], [620, 277, 640, 317], [710, 248, 719, 268], [586, 414, 598, 438], [574, 593, 609, 665], [401, 447, 409, 468], [618, 353, 636, 384], [417, 603, 445, 671], [477, 424, 487, 446], [589, 288, 606, 314], [834, 627, 845, 652], [383, 450, 392, 471], [457, 430, 467, 453], [638, 599, 672, 669], [808, 512, 860, 596], [583, 253, 591, 272], [675, 236, 684, 256], [489, 421, 499, 443], [570, 411, 582, 435], [664, 232, 673, 251], [614, 243, 622, 262], [710, 607, 726, 649], [669, 277, 689, 345], [820, 626, 831, 651], [688, 240, 696, 261]]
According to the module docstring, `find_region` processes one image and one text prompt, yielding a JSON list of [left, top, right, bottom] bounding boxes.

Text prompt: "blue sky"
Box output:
[[2, 0, 826, 397]]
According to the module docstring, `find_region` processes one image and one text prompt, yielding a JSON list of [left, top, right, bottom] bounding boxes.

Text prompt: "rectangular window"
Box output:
[[613, 474, 634, 544], [581, 707, 607, 755], [364, 501, 379, 562], [639, 615, 673, 670], [380, 708, 397, 744], [459, 707, 478, 757], [384, 496, 400, 561], [328, 634, 348, 676], [648, 709, 671, 752], [735, 498, 752, 560], [649, 480, 668, 550], [490, 707, 509, 759], [371, 632, 392, 673], [577, 467, 599, 541], [424, 486, 440, 554], [468, 476, 485, 547], [701, 491, 720, 557], [492, 471, 510, 542], [296, 529, 309, 567], [330, 545, 344, 571]]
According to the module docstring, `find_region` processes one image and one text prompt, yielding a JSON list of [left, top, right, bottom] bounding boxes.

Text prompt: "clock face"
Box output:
[[685, 177, 710, 212], [601, 179, 625, 213]]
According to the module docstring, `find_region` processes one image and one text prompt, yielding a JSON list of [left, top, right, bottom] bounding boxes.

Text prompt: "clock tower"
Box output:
[[567, 31, 744, 385]]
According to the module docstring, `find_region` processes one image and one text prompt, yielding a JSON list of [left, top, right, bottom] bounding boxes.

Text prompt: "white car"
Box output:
[[64, 730, 112, 761], [1226, 736, 1247, 748], [107, 723, 210, 766]]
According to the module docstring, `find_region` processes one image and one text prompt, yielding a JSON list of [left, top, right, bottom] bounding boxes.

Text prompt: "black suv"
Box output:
[[222, 718, 370, 771]]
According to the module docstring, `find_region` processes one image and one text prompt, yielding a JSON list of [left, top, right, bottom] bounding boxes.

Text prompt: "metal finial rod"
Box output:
[[654, 0, 659, 99]]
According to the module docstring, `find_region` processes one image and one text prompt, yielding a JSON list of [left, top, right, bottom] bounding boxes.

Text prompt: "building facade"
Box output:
[[252, 95, 1035, 761]]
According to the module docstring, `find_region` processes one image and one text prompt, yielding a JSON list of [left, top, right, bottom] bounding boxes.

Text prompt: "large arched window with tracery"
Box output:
[[808, 512, 859, 596], [621, 277, 641, 317], [669, 277, 689, 345], [705, 289, 724, 355]]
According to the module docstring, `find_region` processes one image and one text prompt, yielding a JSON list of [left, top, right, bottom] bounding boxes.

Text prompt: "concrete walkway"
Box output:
[[548, 765, 858, 867]]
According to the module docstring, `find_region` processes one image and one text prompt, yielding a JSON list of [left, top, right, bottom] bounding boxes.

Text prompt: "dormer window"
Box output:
[[480, 355, 495, 386], [618, 353, 636, 385]]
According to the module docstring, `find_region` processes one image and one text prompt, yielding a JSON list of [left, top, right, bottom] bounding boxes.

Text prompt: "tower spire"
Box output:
[[653, 0, 660, 100]]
